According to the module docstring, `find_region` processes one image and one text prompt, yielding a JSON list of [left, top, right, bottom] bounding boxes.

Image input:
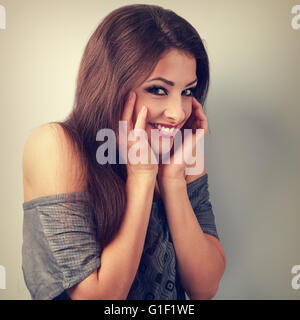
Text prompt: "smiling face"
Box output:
[[133, 49, 197, 155]]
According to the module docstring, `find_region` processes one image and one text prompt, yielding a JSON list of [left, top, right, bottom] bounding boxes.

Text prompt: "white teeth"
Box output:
[[151, 123, 175, 134]]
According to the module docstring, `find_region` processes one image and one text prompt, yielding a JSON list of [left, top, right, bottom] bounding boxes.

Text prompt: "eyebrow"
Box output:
[[145, 77, 198, 87]]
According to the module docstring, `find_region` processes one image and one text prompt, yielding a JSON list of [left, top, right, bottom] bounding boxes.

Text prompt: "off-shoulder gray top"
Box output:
[[22, 173, 219, 300]]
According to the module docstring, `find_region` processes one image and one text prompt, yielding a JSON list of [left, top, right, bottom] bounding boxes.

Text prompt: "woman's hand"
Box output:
[[181, 97, 208, 135], [157, 97, 207, 183], [118, 91, 159, 178]]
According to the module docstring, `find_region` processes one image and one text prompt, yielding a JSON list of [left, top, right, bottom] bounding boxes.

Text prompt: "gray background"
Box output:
[[0, 0, 299, 299]]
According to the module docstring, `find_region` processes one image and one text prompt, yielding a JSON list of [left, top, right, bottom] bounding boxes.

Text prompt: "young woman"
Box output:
[[22, 4, 226, 300]]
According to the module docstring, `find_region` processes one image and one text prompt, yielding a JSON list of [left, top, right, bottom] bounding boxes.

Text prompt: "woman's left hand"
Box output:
[[157, 97, 208, 184]]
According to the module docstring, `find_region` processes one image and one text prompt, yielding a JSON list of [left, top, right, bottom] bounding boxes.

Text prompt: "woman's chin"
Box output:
[[146, 128, 176, 161], [150, 139, 174, 161]]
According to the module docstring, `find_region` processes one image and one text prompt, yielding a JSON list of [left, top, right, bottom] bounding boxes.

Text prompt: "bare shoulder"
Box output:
[[22, 123, 86, 202]]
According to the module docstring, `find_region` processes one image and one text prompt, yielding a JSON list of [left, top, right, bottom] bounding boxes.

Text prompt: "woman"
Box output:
[[22, 4, 226, 300]]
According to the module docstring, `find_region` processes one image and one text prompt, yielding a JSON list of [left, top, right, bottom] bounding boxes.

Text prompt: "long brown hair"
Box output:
[[51, 4, 210, 249]]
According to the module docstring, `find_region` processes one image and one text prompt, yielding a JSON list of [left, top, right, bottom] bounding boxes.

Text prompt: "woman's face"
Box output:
[[133, 49, 197, 155]]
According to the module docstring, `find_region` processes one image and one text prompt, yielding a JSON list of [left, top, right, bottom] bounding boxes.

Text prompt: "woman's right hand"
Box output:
[[118, 91, 158, 178]]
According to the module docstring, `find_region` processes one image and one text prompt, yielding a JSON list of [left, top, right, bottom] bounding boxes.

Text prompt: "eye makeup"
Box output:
[[144, 85, 197, 97]]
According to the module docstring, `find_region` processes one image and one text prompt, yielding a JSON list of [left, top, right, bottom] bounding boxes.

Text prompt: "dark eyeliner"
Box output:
[[145, 85, 167, 96], [144, 85, 197, 96], [183, 86, 197, 96]]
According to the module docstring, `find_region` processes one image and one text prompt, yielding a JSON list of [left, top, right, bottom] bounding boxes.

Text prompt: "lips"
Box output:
[[149, 123, 179, 137], [153, 122, 178, 129]]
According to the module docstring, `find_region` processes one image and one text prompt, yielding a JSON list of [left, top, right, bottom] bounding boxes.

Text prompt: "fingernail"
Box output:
[[140, 106, 147, 113]]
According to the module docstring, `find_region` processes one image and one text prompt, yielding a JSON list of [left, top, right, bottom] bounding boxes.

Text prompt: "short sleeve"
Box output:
[[22, 192, 101, 300], [187, 173, 220, 240]]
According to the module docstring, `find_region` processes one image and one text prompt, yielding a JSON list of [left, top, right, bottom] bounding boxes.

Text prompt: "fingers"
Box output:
[[184, 130, 205, 175], [121, 91, 136, 132], [121, 91, 148, 132], [134, 105, 148, 131], [192, 97, 208, 134], [191, 97, 204, 115]]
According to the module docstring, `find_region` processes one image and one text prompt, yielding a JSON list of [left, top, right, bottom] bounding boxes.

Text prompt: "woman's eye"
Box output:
[[145, 86, 167, 96], [145, 86, 196, 97], [183, 87, 196, 96]]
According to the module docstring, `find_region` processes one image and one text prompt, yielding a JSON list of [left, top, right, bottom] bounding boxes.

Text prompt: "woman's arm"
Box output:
[[68, 173, 156, 300], [159, 173, 226, 300], [22, 123, 157, 300]]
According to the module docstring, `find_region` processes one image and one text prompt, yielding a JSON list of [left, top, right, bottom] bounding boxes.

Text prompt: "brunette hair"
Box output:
[[51, 4, 210, 249]]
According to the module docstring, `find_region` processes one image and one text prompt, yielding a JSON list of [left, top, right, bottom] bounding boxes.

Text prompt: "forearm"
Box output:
[[70, 174, 156, 300], [97, 174, 156, 299], [160, 178, 225, 300]]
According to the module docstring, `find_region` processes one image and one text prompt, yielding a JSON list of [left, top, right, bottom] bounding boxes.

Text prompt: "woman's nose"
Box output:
[[163, 98, 186, 124]]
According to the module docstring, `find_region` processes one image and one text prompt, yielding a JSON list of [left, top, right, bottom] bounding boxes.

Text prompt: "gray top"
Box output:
[[22, 173, 219, 300]]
